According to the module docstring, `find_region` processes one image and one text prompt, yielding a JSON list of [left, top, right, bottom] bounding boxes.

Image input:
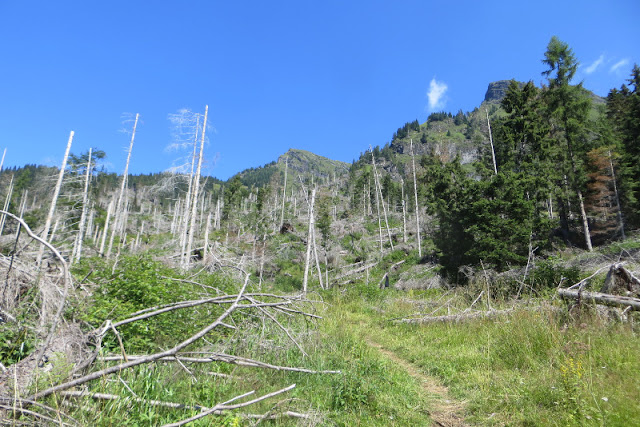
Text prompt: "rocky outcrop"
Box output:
[[484, 80, 524, 103]]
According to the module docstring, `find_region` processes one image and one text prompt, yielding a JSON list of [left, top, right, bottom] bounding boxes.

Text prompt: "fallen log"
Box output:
[[557, 288, 640, 311], [393, 308, 515, 324]]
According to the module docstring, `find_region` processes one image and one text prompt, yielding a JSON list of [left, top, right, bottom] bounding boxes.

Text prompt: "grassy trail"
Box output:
[[364, 336, 468, 427], [324, 285, 640, 425], [326, 293, 469, 426]]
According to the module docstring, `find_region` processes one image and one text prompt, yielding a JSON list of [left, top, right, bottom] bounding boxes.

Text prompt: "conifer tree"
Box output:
[[607, 64, 640, 224], [541, 36, 593, 250]]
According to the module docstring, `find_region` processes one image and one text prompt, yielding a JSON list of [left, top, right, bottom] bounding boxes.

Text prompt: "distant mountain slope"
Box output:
[[351, 80, 608, 178], [234, 148, 349, 188]]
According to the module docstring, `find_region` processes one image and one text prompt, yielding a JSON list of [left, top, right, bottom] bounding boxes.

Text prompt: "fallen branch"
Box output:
[[98, 353, 341, 374], [557, 288, 640, 311], [0, 402, 77, 426], [394, 308, 515, 324], [60, 390, 206, 411], [162, 384, 296, 427]]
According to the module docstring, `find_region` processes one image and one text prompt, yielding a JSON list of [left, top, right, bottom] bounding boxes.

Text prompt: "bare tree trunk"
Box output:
[[180, 116, 200, 266], [107, 114, 139, 259], [370, 148, 393, 251], [312, 221, 323, 289], [100, 199, 114, 256], [280, 157, 288, 226], [608, 150, 625, 240], [0, 148, 6, 172], [170, 199, 180, 235], [37, 131, 74, 266], [50, 218, 60, 242], [373, 173, 383, 253], [485, 109, 498, 175], [302, 188, 316, 295], [259, 234, 266, 288], [73, 148, 93, 263], [203, 212, 212, 263], [0, 175, 13, 236], [215, 198, 221, 230], [185, 106, 208, 269], [87, 206, 95, 241], [401, 179, 407, 244], [362, 182, 366, 220], [410, 139, 422, 258], [577, 189, 593, 251]]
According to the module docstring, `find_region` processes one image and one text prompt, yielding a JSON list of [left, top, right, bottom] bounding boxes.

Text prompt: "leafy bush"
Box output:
[[77, 256, 216, 352], [527, 258, 581, 290], [0, 324, 35, 365]]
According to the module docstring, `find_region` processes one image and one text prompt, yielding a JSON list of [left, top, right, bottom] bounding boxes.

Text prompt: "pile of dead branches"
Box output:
[[0, 212, 338, 425], [558, 262, 640, 315]]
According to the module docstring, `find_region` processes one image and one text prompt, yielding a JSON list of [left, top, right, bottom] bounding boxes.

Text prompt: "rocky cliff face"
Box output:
[[390, 138, 478, 164], [484, 80, 525, 103]]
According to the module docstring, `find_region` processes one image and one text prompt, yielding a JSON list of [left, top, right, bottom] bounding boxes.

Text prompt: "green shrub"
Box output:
[[78, 255, 213, 353], [0, 324, 35, 365], [528, 258, 581, 290]]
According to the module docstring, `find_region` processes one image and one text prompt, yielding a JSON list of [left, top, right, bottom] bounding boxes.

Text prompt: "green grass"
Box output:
[[321, 285, 640, 426]]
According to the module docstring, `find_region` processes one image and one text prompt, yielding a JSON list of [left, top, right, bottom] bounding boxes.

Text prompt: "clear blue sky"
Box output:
[[1, 1, 638, 180]]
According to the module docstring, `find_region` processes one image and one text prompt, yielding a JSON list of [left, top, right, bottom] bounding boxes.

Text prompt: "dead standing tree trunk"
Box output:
[[73, 147, 93, 263], [36, 131, 74, 267], [370, 147, 393, 251], [486, 109, 498, 176], [180, 115, 200, 267], [185, 105, 208, 269], [280, 156, 288, 227], [410, 139, 422, 258], [0, 175, 13, 237], [302, 187, 316, 295], [107, 114, 139, 259]]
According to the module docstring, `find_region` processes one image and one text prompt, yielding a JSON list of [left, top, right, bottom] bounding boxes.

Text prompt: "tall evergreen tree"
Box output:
[[606, 64, 640, 224], [541, 36, 593, 250]]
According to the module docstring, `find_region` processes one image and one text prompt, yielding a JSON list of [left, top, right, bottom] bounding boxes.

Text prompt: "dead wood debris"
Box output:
[[0, 212, 336, 425], [558, 263, 640, 313]]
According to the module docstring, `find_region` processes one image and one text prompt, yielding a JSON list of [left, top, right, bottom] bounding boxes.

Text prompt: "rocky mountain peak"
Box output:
[[484, 80, 524, 103]]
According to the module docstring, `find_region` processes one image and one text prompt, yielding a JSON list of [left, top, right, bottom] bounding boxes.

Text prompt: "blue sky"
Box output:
[[1, 1, 638, 180]]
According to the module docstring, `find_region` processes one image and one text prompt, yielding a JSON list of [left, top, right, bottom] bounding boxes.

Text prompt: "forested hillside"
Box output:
[[0, 37, 639, 426]]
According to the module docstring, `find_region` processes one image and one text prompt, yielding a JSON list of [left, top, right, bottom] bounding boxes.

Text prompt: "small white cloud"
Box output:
[[427, 78, 448, 110], [610, 58, 630, 73], [584, 54, 604, 74]]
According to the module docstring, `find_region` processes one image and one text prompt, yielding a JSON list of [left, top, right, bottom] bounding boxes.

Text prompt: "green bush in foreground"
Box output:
[[74, 255, 232, 353]]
